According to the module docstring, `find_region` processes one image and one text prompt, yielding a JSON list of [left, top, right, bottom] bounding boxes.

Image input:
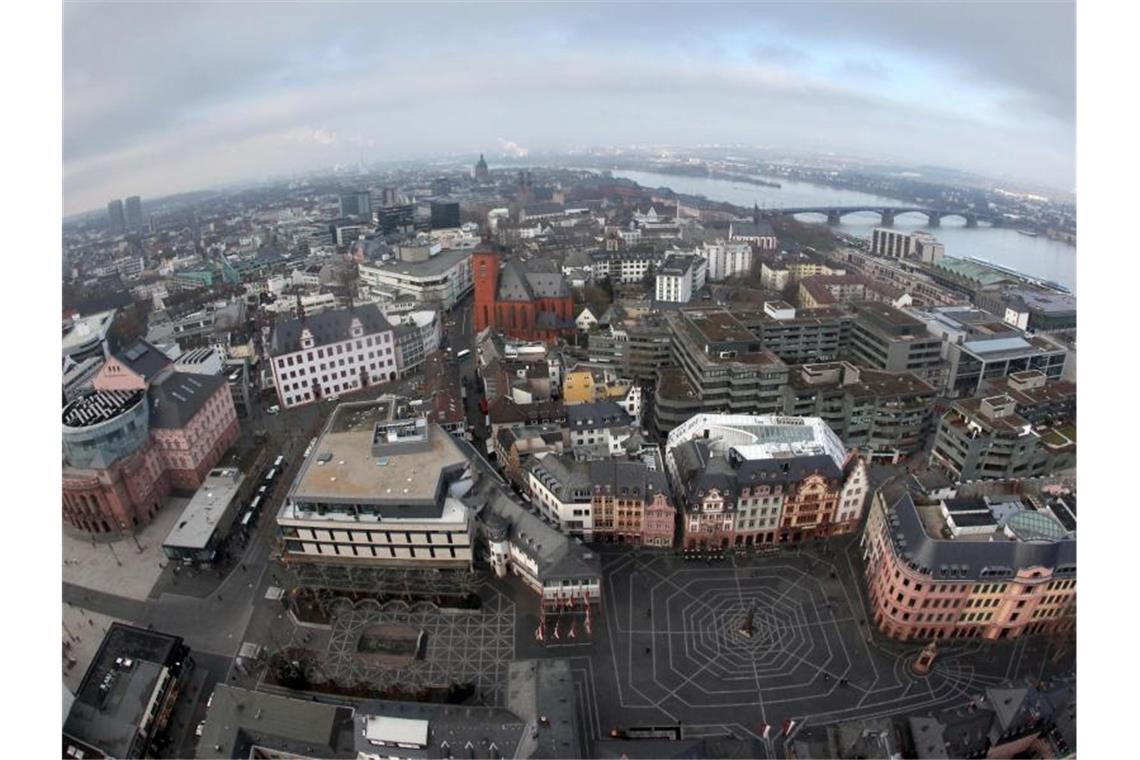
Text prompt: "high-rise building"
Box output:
[[430, 200, 461, 230], [339, 190, 372, 220], [106, 199, 126, 235], [124, 195, 143, 231]]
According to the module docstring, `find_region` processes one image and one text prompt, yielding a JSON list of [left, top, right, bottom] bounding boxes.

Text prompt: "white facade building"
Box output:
[[699, 239, 753, 281], [655, 254, 706, 304], [358, 246, 474, 310], [267, 305, 398, 409]]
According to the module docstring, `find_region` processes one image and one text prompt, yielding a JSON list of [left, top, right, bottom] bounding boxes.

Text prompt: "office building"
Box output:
[[339, 190, 372, 220], [909, 305, 1068, 396], [870, 228, 944, 264], [781, 362, 937, 463], [848, 301, 945, 385], [124, 195, 143, 231], [107, 199, 126, 235], [358, 245, 474, 309], [429, 200, 461, 230], [974, 286, 1077, 332], [929, 394, 1076, 482], [654, 254, 706, 304], [277, 398, 476, 568], [737, 303, 854, 365], [376, 203, 415, 234], [665, 414, 869, 548], [698, 239, 753, 281], [267, 304, 398, 409], [586, 318, 673, 383], [654, 310, 789, 432], [64, 624, 193, 759], [861, 489, 1075, 641]]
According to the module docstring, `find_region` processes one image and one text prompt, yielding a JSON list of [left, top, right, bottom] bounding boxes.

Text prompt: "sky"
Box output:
[[63, 1, 1075, 215]]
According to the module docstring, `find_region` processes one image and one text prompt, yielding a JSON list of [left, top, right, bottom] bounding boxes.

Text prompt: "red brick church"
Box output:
[[473, 246, 575, 343]]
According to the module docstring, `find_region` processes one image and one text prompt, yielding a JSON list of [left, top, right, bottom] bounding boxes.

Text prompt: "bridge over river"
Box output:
[[766, 205, 1000, 227]]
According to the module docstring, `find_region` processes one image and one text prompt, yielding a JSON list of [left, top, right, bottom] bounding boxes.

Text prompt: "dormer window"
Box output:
[[300, 328, 315, 350], [350, 318, 364, 338]]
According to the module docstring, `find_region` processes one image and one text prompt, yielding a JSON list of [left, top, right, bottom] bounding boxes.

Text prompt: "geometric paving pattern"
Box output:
[[322, 581, 515, 703], [589, 544, 1075, 750]]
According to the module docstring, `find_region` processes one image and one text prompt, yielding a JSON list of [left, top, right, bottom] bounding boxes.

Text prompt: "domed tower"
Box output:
[[483, 511, 510, 579], [474, 153, 490, 183]]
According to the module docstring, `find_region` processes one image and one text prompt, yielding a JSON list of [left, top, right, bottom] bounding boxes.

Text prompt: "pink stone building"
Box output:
[[62, 341, 239, 536]]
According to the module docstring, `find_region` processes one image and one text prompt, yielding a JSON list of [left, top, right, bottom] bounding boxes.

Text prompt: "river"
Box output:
[[608, 169, 1076, 291]]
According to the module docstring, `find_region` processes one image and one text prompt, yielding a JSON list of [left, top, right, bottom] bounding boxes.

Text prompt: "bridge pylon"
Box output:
[[965, 214, 978, 228], [880, 210, 895, 227], [826, 210, 841, 226], [927, 213, 940, 228]]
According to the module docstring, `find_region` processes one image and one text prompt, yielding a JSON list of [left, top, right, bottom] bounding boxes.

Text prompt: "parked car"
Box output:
[[266, 405, 280, 415]]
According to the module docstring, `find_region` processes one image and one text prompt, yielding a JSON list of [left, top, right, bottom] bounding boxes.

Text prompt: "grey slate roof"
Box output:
[[116, 339, 173, 382], [566, 400, 632, 431], [195, 685, 355, 759], [497, 260, 535, 302], [148, 371, 227, 429], [475, 484, 601, 583], [269, 304, 392, 355], [886, 492, 1077, 581], [588, 459, 669, 502]]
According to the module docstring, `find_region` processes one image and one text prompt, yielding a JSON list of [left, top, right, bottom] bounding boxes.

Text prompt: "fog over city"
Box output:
[[64, 2, 1074, 214]]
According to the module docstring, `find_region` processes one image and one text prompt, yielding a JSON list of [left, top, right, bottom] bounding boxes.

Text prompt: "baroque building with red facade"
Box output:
[[473, 246, 575, 343]]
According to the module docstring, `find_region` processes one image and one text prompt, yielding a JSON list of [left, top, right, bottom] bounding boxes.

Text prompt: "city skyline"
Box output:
[[64, 1, 1075, 215]]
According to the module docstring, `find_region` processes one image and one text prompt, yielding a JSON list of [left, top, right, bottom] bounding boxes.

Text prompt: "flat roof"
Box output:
[[360, 245, 474, 278], [683, 309, 756, 343], [163, 468, 245, 550], [364, 716, 430, 748], [288, 401, 469, 506]]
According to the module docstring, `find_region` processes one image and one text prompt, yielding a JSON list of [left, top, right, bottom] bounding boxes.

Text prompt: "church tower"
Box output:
[[472, 246, 501, 332]]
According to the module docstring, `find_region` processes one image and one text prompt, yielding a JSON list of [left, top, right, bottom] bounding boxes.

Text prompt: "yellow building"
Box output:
[[563, 369, 630, 405]]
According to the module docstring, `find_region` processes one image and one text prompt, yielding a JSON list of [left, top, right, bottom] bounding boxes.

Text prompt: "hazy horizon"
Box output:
[[64, 2, 1075, 216]]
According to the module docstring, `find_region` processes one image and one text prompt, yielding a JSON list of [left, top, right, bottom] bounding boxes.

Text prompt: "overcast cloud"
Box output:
[[63, 1, 1075, 214]]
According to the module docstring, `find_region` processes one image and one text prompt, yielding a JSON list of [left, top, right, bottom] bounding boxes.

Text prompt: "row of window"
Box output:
[[286, 541, 466, 560], [286, 527, 465, 545], [277, 335, 392, 368]]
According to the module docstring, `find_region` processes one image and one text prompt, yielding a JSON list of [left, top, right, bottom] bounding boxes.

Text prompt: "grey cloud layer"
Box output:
[[63, 2, 1074, 213]]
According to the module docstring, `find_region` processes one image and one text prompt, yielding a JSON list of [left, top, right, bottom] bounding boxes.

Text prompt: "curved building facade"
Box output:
[[861, 490, 1076, 641]]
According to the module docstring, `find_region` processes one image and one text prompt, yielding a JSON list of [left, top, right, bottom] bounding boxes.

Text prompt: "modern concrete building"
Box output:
[[585, 318, 673, 383], [665, 414, 869, 548], [64, 624, 193, 760], [654, 254, 707, 304], [357, 245, 475, 309], [781, 362, 937, 463], [848, 301, 945, 386], [124, 195, 144, 232], [737, 304, 854, 365], [62, 309, 117, 365], [339, 190, 373, 220], [162, 467, 247, 564], [861, 489, 1075, 641], [653, 310, 789, 432], [871, 228, 944, 263], [929, 394, 1076, 482], [698, 239, 753, 281], [908, 305, 1069, 396], [267, 304, 398, 409], [107, 199, 126, 236], [277, 398, 476, 568]]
